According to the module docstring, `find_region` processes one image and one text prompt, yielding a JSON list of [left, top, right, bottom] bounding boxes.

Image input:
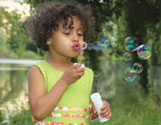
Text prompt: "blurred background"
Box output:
[[0, 0, 161, 125]]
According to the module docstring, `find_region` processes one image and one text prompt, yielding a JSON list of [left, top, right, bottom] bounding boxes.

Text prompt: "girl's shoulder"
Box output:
[[34, 60, 46, 67], [84, 67, 94, 77], [85, 67, 93, 73], [29, 60, 48, 77]]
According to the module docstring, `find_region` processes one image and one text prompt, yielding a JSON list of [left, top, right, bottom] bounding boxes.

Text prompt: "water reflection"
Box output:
[[0, 59, 41, 104], [0, 59, 40, 124], [0, 69, 28, 104]]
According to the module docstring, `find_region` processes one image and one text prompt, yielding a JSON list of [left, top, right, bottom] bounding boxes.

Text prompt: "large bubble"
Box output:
[[98, 38, 109, 48], [87, 41, 102, 50], [87, 44, 93, 50], [124, 67, 137, 82], [125, 37, 138, 52], [132, 62, 143, 74], [137, 44, 151, 60], [92, 41, 103, 50], [123, 52, 131, 61]]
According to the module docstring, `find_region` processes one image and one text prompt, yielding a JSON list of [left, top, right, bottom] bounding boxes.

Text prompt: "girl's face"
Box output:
[[47, 16, 84, 58]]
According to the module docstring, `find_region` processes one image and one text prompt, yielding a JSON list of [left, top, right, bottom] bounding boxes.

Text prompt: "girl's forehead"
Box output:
[[59, 16, 83, 30]]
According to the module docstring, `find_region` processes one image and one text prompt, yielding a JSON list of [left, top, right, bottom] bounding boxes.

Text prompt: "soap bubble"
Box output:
[[132, 62, 143, 74], [123, 52, 132, 61], [87, 36, 118, 50], [92, 41, 103, 50], [98, 38, 109, 48], [137, 44, 151, 60], [125, 37, 138, 52], [87, 44, 93, 50], [80, 42, 87, 49], [124, 67, 137, 82], [123, 37, 151, 82]]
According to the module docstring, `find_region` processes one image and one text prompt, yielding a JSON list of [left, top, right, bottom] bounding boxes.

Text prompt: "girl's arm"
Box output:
[[29, 64, 84, 121], [29, 66, 69, 121]]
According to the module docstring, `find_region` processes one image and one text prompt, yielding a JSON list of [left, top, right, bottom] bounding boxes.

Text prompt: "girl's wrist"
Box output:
[[59, 77, 70, 86]]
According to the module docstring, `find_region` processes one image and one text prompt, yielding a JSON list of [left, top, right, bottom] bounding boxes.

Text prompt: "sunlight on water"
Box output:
[[0, 58, 41, 65]]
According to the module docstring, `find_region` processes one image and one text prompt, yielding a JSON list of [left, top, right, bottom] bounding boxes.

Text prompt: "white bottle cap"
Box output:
[[73, 63, 85, 68]]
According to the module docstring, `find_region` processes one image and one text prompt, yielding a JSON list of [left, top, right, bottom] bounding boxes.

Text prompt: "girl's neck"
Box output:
[[46, 54, 73, 72]]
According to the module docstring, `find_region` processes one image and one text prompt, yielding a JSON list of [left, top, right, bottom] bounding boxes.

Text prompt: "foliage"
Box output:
[[0, 7, 41, 59], [9, 108, 33, 125], [0, 110, 4, 123], [0, 29, 16, 58]]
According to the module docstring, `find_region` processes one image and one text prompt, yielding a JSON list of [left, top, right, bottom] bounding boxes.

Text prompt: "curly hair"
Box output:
[[26, 2, 94, 51]]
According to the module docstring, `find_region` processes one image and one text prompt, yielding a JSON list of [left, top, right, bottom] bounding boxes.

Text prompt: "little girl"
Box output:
[[27, 2, 111, 125]]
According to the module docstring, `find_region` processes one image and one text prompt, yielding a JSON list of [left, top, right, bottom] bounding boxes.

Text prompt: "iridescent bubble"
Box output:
[[123, 52, 131, 61], [87, 41, 103, 50], [87, 43, 93, 50], [110, 36, 118, 47], [98, 38, 109, 48], [87, 37, 118, 50], [124, 67, 137, 82], [125, 37, 138, 52], [132, 62, 143, 74], [92, 41, 103, 50], [137, 44, 151, 60]]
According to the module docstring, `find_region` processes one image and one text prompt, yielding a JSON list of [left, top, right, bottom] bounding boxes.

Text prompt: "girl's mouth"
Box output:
[[73, 43, 80, 50]]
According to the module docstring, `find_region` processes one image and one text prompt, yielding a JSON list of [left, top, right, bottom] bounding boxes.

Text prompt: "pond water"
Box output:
[[0, 59, 41, 123]]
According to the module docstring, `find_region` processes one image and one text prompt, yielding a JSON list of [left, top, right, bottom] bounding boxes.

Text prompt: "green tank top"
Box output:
[[33, 60, 94, 124]]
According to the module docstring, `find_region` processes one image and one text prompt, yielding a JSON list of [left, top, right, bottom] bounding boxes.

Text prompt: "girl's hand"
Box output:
[[100, 100, 112, 119], [61, 63, 85, 85], [89, 101, 98, 120]]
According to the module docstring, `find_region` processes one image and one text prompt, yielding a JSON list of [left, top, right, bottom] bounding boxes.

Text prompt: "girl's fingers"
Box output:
[[101, 101, 110, 111], [78, 72, 84, 77], [100, 106, 110, 116], [72, 63, 82, 69], [100, 108, 111, 118], [77, 67, 85, 72], [100, 101, 111, 118], [105, 112, 112, 119]]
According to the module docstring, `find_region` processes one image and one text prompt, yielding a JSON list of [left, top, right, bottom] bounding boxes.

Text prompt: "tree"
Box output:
[[0, 7, 40, 58]]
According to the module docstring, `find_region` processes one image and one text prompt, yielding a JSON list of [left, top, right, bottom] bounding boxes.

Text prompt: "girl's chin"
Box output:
[[71, 53, 79, 58], [73, 51, 80, 55]]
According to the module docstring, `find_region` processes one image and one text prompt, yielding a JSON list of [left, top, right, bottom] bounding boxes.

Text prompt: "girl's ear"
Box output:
[[46, 39, 51, 45]]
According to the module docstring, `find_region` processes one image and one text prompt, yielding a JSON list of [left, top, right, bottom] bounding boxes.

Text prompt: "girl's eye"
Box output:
[[78, 33, 83, 36], [64, 32, 70, 35]]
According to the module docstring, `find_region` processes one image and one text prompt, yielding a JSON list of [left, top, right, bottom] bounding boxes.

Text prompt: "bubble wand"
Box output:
[[79, 42, 87, 63]]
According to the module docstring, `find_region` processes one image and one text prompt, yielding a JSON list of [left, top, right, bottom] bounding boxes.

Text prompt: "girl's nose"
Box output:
[[72, 32, 79, 42]]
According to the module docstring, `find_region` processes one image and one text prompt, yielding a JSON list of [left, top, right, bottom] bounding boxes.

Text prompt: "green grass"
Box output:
[[91, 94, 161, 125]]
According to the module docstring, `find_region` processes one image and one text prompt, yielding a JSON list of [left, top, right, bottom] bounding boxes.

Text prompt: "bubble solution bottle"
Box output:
[[90, 92, 109, 122]]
